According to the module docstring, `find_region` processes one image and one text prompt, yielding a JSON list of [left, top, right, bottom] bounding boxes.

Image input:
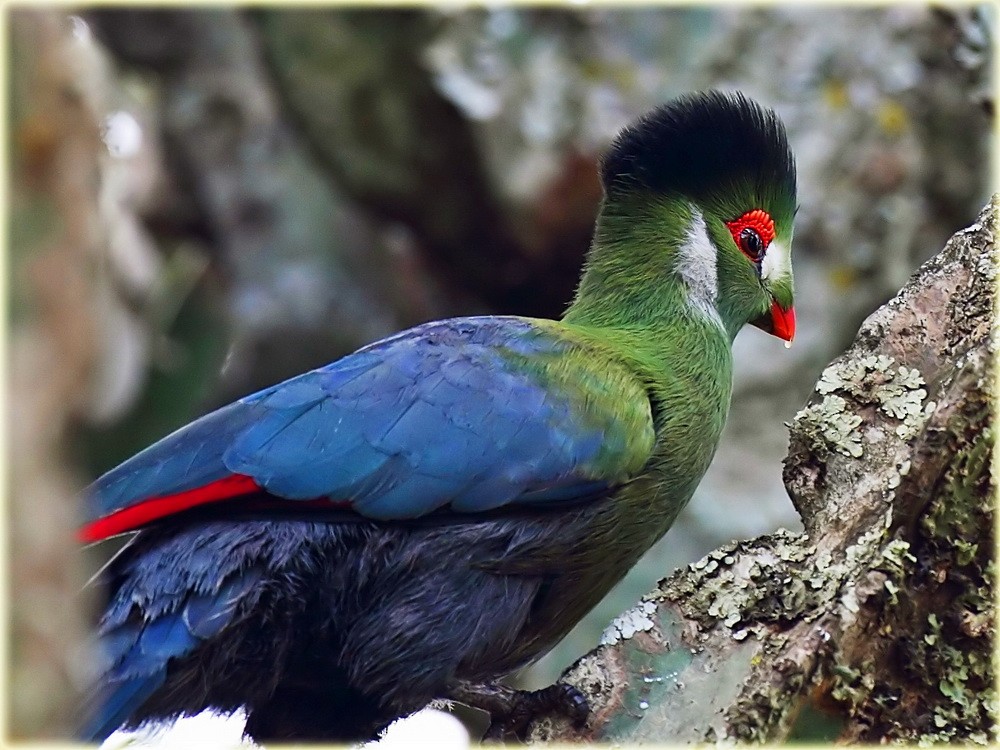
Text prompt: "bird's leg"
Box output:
[[447, 681, 589, 741]]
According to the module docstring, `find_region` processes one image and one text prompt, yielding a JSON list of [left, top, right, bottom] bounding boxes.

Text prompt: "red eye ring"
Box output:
[[726, 209, 775, 263]]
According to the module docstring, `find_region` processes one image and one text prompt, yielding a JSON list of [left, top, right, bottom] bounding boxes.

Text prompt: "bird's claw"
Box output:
[[448, 681, 589, 742]]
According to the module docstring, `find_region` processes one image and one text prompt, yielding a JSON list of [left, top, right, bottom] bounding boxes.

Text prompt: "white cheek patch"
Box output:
[[761, 239, 791, 282], [677, 208, 725, 329]]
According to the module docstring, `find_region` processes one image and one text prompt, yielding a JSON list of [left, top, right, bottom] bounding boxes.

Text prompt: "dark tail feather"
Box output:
[[79, 672, 166, 743]]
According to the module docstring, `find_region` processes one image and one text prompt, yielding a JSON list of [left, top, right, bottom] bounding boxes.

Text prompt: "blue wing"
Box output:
[[85, 316, 653, 531], [81, 316, 655, 739]]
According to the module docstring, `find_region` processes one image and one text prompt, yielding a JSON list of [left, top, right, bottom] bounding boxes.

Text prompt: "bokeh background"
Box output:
[[8, 5, 993, 740]]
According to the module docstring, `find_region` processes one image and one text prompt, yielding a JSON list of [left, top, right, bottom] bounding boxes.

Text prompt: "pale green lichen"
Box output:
[[823, 396, 996, 745], [794, 394, 864, 457], [810, 354, 930, 446], [661, 530, 857, 636], [816, 355, 894, 394], [879, 539, 917, 575], [887, 458, 913, 490], [830, 660, 876, 707], [908, 426, 997, 744], [600, 600, 657, 646], [663, 508, 899, 697]]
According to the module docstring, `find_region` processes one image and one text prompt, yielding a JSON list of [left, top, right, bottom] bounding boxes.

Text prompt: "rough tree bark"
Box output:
[[522, 198, 997, 744]]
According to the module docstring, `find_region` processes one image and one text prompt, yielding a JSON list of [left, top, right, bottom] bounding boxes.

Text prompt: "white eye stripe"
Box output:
[[677, 208, 725, 330], [761, 239, 790, 281]]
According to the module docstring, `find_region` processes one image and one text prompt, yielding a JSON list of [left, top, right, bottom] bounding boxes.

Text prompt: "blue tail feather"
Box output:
[[82, 570, 260, 742], [80, 671, 167, 743]]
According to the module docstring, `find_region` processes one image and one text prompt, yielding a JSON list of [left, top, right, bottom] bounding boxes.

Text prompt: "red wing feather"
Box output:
[[79, 474, 262, 542]]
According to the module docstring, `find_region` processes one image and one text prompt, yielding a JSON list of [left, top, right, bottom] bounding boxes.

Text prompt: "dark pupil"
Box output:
[[740, 228, 764, 261]]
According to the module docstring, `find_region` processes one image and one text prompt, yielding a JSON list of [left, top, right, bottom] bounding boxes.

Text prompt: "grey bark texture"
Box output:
[[525, 198, 997, 744]]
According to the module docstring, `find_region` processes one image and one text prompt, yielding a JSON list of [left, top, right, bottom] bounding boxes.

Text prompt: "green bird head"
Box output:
[[566, 90, 797, 343]]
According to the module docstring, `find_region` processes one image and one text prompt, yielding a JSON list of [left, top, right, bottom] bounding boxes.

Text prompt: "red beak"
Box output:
[[751, 299, 796, 342]]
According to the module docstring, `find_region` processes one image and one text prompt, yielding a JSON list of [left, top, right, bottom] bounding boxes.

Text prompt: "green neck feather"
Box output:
[[563, 196, 740, 340]]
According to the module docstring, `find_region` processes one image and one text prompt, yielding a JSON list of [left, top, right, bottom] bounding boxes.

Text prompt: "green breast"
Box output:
[[487, 318, 734, 673], [562, 317, 733, 513], [530, 315, 734, 564]]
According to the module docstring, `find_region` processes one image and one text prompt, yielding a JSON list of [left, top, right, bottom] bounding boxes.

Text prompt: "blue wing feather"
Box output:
[[87, 316, 650, 525]]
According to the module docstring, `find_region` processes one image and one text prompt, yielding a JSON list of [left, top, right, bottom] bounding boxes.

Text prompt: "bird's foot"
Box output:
[[448, 681, 589, 742]]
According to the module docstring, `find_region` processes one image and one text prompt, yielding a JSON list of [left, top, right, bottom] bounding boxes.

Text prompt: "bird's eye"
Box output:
[[725, 209, 775, 267], [739, 228, 764, 262]]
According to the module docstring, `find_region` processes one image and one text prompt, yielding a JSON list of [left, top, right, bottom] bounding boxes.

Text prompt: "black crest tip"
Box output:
[[600, 90, 796, 207]]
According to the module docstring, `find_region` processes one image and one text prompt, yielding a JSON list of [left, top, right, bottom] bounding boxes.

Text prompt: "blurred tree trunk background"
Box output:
[[7, 5, 991, 739]]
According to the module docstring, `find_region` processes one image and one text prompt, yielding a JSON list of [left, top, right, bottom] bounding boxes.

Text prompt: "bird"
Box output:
[[78, 90, 796, 744]]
